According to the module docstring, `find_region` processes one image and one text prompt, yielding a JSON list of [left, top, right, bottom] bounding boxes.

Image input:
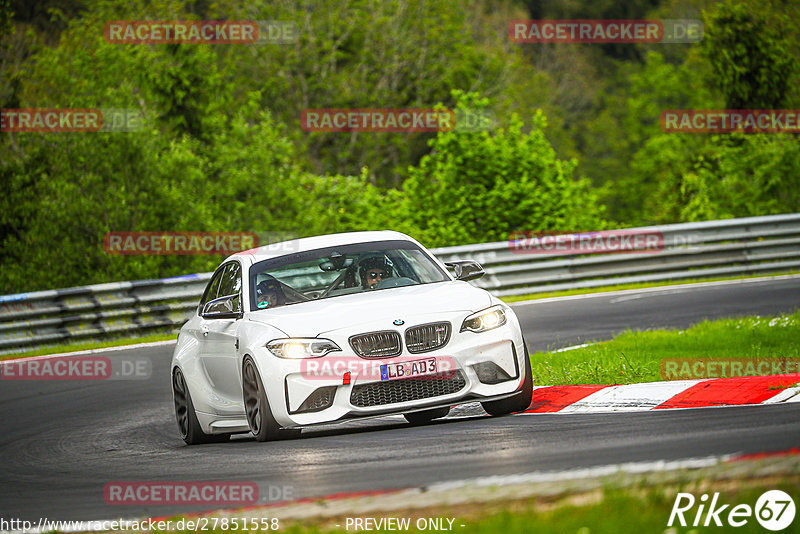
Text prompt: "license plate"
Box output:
[[380, 358, 437, 381]]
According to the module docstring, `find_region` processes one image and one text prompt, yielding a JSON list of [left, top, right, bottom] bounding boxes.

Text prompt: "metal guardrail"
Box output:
[[1, 214, 799, 355], [433, 214, 800, 296], [0, 274, 210, 355]]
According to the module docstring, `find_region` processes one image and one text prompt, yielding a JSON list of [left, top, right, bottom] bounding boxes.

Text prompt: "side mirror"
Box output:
[[445, 260, 485, 282], [202, 294, 242, 320]]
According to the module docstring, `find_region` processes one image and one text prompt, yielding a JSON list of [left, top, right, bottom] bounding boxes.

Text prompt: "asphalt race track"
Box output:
[[1, 277, 799, 521]]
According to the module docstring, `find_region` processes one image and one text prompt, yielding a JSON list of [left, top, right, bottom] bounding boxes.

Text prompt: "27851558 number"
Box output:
[[190, 517, 279, 531]]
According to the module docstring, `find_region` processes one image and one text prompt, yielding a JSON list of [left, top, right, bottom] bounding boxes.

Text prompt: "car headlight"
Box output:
[[266, 338, 341, 358], [460, 305, 507, 333]]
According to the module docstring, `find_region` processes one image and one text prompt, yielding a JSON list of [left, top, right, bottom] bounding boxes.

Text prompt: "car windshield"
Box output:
[[248, 240, 448, 311]]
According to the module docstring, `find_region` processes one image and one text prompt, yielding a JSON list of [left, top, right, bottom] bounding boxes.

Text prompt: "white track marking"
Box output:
[[428, 455, 730, 491], [509, 273, 800, 306], [609, 288, 691, 303], [553, 343, 592, 352], [557, 380, 702, 413], [763, 386, 800, 404]]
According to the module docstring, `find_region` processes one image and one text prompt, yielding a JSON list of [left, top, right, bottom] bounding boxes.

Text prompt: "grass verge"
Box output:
[[276, 484, 799, 533], [500, 271, 800, 303], [529, 310, 800, 385], [384, 484, 800, 534]]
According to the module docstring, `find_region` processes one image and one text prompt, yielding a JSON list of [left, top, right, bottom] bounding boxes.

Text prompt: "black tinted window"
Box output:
[[248, 240, 448, 311], [218, 263, 242, 297], [199, 267, 225, 312]]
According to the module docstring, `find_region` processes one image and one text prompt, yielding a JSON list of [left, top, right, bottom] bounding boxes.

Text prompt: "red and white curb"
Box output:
[[521, 374, 800, 413]]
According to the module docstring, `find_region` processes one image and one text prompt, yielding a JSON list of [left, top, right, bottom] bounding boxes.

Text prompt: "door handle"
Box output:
[[201, 325, 209, 337]]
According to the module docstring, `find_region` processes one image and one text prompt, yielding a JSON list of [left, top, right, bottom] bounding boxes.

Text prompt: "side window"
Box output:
[[198, 266, 226, 313], [217, 262, 242, 312]]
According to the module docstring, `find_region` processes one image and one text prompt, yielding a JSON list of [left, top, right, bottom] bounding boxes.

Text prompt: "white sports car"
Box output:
[[171, 231, 532, 444]]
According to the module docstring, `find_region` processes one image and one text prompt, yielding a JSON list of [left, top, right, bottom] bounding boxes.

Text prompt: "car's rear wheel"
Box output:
[[172, 368, 230, 445], [481, 342, 533, 417], [242, 356, 300, 441], [404, 406, 450, 425]]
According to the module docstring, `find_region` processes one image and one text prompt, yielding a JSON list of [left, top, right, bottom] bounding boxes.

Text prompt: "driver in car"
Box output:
[[256, 276, 286, 308], [358, 256, 395, 289]]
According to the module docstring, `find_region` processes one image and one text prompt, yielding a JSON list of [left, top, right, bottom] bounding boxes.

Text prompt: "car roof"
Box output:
[[228, 230, 420, 266]]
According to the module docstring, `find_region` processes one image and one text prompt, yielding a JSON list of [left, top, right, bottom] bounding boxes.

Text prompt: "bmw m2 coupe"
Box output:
[[171, 231, 532, 444]]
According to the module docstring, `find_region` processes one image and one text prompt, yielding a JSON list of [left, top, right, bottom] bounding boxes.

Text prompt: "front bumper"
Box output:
[[259, 320, 526, 428]]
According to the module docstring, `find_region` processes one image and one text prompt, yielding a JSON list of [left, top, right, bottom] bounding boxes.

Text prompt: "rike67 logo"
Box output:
[[669, 490, 796, 531]]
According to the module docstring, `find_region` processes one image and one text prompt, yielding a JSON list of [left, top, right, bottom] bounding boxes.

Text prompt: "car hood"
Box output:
[[247, 281, 491, 337]]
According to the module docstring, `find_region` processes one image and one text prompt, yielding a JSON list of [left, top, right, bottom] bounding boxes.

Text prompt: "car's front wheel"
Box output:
[[481, 343, 533, 417], [242, 356, 300, 442], [172, 368, 230, 445], [404, 406, 450, 425]]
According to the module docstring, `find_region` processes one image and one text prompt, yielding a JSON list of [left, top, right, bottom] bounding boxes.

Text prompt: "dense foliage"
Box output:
[[1, 0, 798, 293]]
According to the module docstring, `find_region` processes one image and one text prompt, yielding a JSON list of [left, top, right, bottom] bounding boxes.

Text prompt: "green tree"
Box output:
[[218, 0, 550, 186], [400, 92, 605, 247], [0, 89, 403, 292], [622, 1, 800, 225], [702, 0, 797, 108]]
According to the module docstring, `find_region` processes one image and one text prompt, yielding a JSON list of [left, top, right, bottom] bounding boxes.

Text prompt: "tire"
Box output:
[[242, 356, 300, 442], [172, 368, 231, 445], [404, 406, 450, 425], [481, 342, 533, 417]]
